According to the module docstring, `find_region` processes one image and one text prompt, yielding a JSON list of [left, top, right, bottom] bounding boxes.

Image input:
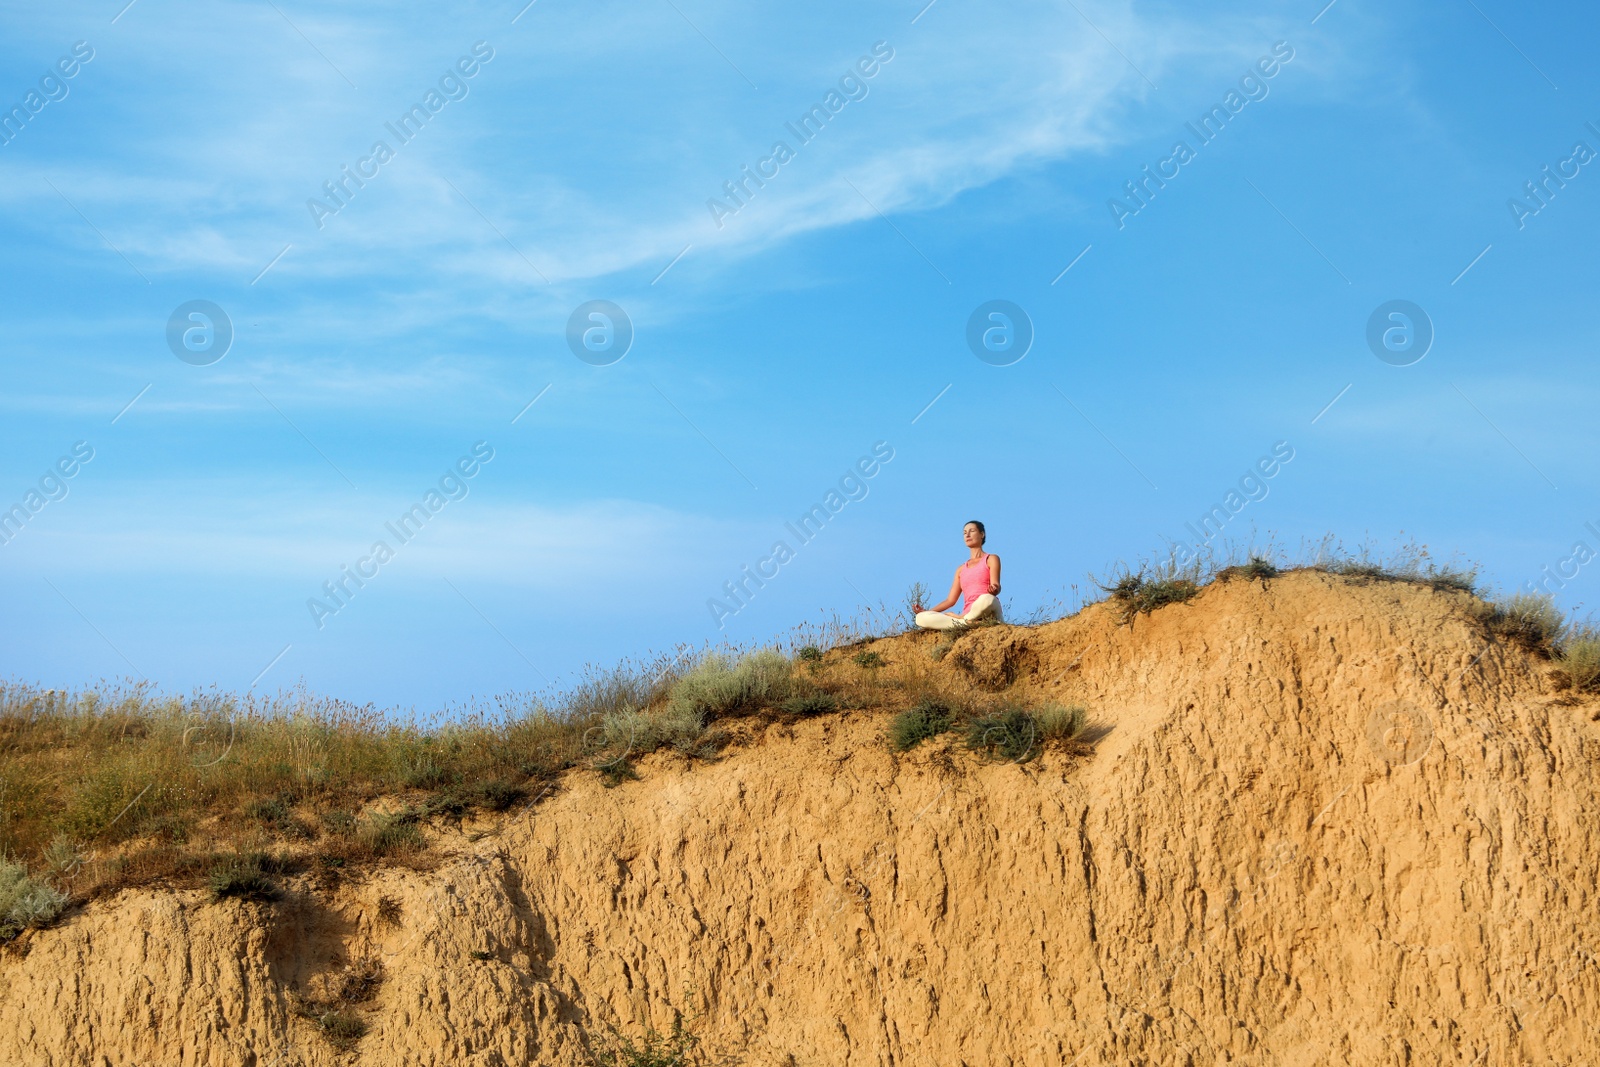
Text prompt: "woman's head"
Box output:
[[963, 520, 986, 547]]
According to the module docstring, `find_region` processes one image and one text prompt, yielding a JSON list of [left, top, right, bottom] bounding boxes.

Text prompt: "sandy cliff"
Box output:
[[3, 572, 1597, 1065]]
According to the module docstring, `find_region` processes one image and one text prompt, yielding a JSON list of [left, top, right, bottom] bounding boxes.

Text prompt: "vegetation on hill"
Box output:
[[1, 536, 1592, 945]]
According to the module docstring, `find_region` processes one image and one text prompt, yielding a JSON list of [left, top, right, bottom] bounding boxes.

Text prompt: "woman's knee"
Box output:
[[965, 594, 1000, 621]]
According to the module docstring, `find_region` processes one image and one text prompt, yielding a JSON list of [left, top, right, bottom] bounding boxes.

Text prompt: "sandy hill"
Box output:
[[2, 571, 1597, 1066]]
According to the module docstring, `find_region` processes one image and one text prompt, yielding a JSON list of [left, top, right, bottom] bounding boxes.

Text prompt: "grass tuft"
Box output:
[[666, 649, 792, 722], [1031, 702, 1088, 740], [594, 1009, 701, 1067], [207, 852, 280, 903], [1102, 570, 1200, 620], [1219, 557, 1279, 582], [359, 812, 425, 856], [0, 857, 68, 939], [292, 955, 382, 1049], [889, 699, 953, 752], [1557, 624, 1600, 692], [964, 706, 1039, 763], [1490, 592, 1566, 651], [375, 895, 402, 926]]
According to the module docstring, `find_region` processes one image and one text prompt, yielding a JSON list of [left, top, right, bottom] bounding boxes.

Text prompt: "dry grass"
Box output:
[[0, 641, 961, 919], [0, 660, 690, 922], [1557, 625, 1600, 692], [1489, 592, 1567, 652], [292, 955, 384, 1050], [5, 536, 1562, 932]]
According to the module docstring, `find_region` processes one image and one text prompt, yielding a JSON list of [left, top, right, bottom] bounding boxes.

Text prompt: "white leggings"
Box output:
[[915, 594, 1002, 631]]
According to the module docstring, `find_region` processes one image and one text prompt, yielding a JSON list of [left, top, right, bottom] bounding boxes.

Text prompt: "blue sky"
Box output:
[[3, 0, 1597, 710]]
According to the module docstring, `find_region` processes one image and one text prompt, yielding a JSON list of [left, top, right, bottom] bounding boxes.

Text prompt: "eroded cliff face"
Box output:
[[4, 573, 1597, 1066]]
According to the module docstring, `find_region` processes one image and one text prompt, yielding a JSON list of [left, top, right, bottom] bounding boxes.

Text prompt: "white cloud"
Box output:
[[6, 0, 1287, 295]]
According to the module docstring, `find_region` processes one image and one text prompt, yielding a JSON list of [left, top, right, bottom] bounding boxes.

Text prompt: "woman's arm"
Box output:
[[924, 570, 962, 613], [987, 554, 1001, 595]]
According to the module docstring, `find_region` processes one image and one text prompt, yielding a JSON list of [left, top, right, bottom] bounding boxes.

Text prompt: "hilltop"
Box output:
[[1, 568, 1597, 1065]]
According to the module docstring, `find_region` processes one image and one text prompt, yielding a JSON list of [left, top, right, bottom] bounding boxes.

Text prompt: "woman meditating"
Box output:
[[914, 520, 1002, 631]]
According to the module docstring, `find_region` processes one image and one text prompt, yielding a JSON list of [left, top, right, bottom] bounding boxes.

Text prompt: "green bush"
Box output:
[[314, 1010, 367, 1049], [600, 703, 706, 757], [0, 858, 68, 939], [853, 650, 885, 669], [665, 649, 792, 721], [601, 707, 660, 752], [1558, 626, 1600, 692], [1032, 702, 1087, 740], [595, 1011, 701, 1067], [1491, 592, 1566, 650], [207, 853, 280, 903], [889, 699, 953, 752], [473, 778, 524, 812], [600, 757, 640, 788], [244, 795, 291, 826], [965, 707, 1038, 763], [779, 693, 837, 716], [1220, 557, 1278, 582], [1102, 568, 1200, 619], [360, 813, 424, 856], [42, 836, 83, 877]]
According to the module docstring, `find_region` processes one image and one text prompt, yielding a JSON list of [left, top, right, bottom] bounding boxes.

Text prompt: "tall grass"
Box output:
[[0, 672, 650, 911], [1557, 624, 1600, 691], [1489, 592, 1566, 651]]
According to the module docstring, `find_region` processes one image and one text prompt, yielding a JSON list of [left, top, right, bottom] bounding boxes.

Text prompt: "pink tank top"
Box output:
[[959, 554, 991, 613]]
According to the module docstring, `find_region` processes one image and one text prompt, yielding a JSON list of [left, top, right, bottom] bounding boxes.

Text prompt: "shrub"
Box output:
[[1032, 702, 1087, 740], [797, 646, 822, 663], [656, 703, 708, 753], [1557, 625, 1600, 692], [965, 707, 1038, 763], [244, 795, 291, 827], [600, 757, 640, 788], [1491, 592, 1566, 651], [594, 1010, 701, 1067], [853, 651, 885, 669], [42, 835, 83, 877], [889, 699, 953, 752], [601, 703, 705, 758], [1101, 568, 1200, 620], [1310, 539, 1477, 593], [601, 707, 659, 752], [360, 813, 424, 856], [314, 1010, 367, 1049], [0, 858, 68, 938], [1220, 557, 1278, 582], [473, 778, 524, 812], [321, 809, 358, 838], [291, 956, 381, 1050], [779, 693, 837, 717], [207, 853, 280, 903], [375, 895, 402, 926], [423, 789, 469, 818], [665, 650, 792, 720]]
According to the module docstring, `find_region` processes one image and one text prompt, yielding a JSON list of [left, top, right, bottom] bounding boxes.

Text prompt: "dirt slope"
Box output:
[[3, 572, 1597, 1066]]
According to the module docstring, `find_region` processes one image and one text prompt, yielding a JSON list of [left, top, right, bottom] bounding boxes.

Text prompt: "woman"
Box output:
[[913, 520, 1002, 631]]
